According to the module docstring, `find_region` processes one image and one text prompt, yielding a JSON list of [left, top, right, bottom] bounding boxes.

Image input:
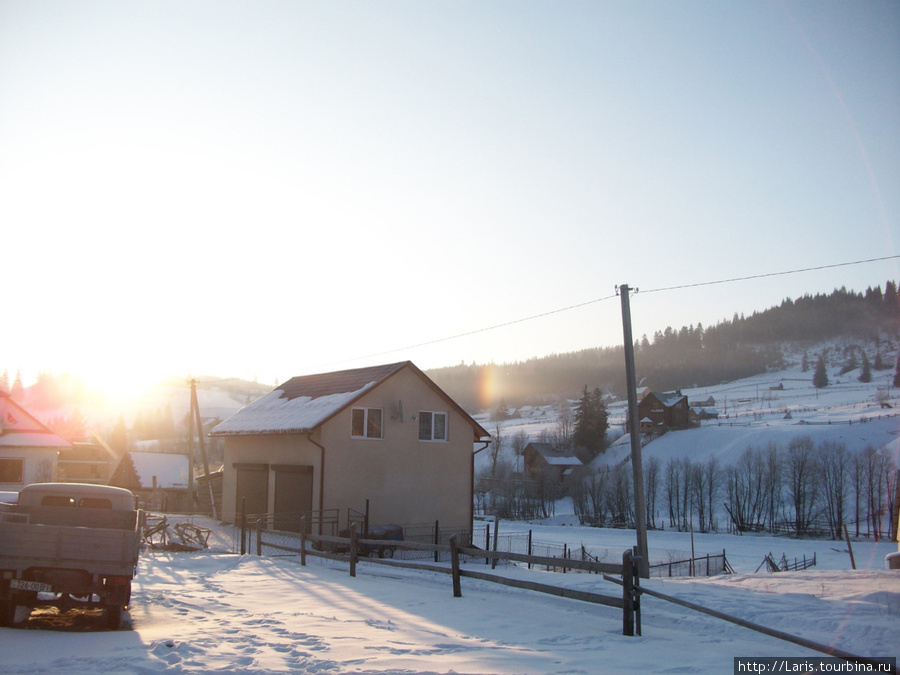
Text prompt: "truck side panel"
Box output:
[[0, 522, 140, 577]]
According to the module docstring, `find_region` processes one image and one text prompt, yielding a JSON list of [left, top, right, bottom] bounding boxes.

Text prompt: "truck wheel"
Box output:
[[380, 546, 394, 559], [106, 604, 123, 630]]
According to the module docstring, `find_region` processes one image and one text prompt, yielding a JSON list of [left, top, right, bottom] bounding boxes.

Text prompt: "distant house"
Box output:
[[110, 451, 192, 512], [690, 395, 716, 408], [0, 391, 71, 491], [689, 407, 720, 426], [633, 392, 690, 431], [210, 362, 491, 533], [57, 433, 120, 485], [523, 442, 582, 481]]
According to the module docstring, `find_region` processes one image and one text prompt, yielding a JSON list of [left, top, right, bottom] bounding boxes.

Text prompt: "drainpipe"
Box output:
[[472, 440, 491, 527], [306, 432, 326, 536]]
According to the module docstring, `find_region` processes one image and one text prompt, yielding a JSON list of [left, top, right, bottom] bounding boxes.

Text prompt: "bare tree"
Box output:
[[702, 456, 722, 532], [510, 429, 529, 477], [819, 441, 850, 539], [489, 423, 503, 478], [554, 398, 574, 449], [644, 456, 661, 529], [785, 436, 820, 535], [664, 458, 682, 529]]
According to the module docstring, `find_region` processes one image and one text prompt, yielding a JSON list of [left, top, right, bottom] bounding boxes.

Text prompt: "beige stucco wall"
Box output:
[[221, 366, 478, 530]]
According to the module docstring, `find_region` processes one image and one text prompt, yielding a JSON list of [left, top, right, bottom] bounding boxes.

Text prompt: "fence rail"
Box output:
[[253, 522, 642, 636]]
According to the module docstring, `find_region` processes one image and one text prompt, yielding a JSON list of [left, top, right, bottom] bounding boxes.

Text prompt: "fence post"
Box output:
[[434, 520, 440, 563], [706, 553, 710, 576], [450, 536, 462, 598], [300, 517, 307, 566], [527, 530, 533, 570], [622, 549, 635, 636], [485, 523, 490, 565], [563, 544, 567, 573], [240, 497, 247, 555], [256, 518, 262, 556], [492, 515, 500, 570], [349, 523, 358, 577]]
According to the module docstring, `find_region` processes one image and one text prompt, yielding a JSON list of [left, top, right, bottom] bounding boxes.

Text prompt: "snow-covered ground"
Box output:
[[1, 513, 897, 674], [3, 352, 899, 673]]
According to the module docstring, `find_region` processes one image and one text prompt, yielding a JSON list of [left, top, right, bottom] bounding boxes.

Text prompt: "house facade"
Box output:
[[635, 392, 690, 431], [0, 392, 71, 491], [523, 442, 582, 481], [109, 451, 192, 512], [211, 362, 490, 533]]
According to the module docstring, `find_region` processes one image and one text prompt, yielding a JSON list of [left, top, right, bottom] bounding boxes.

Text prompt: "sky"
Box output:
[[1, 1, 898, 400]]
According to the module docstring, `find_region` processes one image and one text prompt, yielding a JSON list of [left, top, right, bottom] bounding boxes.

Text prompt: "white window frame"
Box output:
[[351, 407, 383, 440], [418, 411, 448, 442]]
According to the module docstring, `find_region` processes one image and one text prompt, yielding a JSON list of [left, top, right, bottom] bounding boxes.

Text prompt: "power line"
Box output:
[[316, 293, 621, 369], [308, 254, 900, 371], [640, 255, 900, 295]]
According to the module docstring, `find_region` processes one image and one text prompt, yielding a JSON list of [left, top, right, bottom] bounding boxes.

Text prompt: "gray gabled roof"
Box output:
[[210, 361, 490, 440], [525, 442, 582, 466]]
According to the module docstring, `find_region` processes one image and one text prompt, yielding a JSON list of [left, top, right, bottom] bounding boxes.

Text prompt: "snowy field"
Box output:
[[0, 516, 897, 674], [3, 353, 900, 673]]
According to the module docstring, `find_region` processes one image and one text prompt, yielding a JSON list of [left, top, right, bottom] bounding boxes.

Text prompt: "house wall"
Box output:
[[221, 367, 477, 530], [0, 447, 58, 490]]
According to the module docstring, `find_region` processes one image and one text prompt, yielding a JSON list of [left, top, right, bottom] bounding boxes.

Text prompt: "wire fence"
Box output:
[[648, 551, 731, 578]]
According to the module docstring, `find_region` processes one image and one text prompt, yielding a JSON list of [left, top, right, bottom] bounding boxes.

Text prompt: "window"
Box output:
[[0, 458, 23, 484], [418, 411, 448, 441], [351, 408, 383, 439]]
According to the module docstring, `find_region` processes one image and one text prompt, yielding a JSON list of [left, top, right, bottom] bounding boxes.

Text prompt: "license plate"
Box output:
[[10, 579, 52, 593]]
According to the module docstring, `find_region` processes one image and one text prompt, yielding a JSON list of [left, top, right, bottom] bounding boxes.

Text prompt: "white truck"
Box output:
[[0, 483, 143, 629]]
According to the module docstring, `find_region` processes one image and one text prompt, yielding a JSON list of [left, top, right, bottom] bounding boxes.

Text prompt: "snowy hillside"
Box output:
[[476, 344, 900, 473]]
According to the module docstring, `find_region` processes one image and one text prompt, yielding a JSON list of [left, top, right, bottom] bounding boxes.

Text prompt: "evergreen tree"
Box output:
[[859, 353, 872, 383], [0, 369, 8, 393], [10, 369, 24, 400], [110, 414, 128, 454], [801, 352, 809, 372], [885, 281, 899, 317], [813, 356, 829, 388], [572, 386, 609, 459]]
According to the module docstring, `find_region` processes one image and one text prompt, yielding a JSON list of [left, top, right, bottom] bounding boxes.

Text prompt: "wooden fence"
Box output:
[[255, 523, 642, 636]]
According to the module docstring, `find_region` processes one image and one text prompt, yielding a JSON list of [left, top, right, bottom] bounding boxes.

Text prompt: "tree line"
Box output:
[[428, 281, 900, 411], [570, 437, 897, 540]]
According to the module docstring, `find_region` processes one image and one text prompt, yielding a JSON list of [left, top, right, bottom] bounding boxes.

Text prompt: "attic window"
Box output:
[[351, 408, 383, 439], [418, 411, 448, 442]]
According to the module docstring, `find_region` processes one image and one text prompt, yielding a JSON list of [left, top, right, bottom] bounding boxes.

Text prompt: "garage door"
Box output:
[[273, 465, 313, 533], [234, 463, 268, 518]]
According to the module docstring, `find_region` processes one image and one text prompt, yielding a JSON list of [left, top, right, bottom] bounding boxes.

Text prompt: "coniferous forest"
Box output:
[[428, 283, 900, 412]]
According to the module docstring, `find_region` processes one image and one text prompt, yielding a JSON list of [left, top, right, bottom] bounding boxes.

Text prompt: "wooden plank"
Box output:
[[458, 546, 621, 574], [458, 568, 624, 609]]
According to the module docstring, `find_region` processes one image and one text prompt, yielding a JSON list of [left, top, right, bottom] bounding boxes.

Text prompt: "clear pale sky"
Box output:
[[2, 1, 898, 399]]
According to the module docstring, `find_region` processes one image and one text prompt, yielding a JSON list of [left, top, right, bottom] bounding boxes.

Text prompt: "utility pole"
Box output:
[[190, 379, 217, 519], [618, 284, 650, 578]]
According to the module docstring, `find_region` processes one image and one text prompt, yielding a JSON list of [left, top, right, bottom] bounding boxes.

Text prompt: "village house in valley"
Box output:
[[0, 391, 71, 492], [210, 362, 490, 533], [635, 391, 690, 432], [522, 442, 582, 481]]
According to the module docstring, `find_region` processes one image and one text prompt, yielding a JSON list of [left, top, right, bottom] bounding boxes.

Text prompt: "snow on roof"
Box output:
[[211, 362, 410, 436], [0, 431, 71, 449], [526, 442, 581, 466], [0, 393, 71, 449], [129, 451, 190, 489]]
